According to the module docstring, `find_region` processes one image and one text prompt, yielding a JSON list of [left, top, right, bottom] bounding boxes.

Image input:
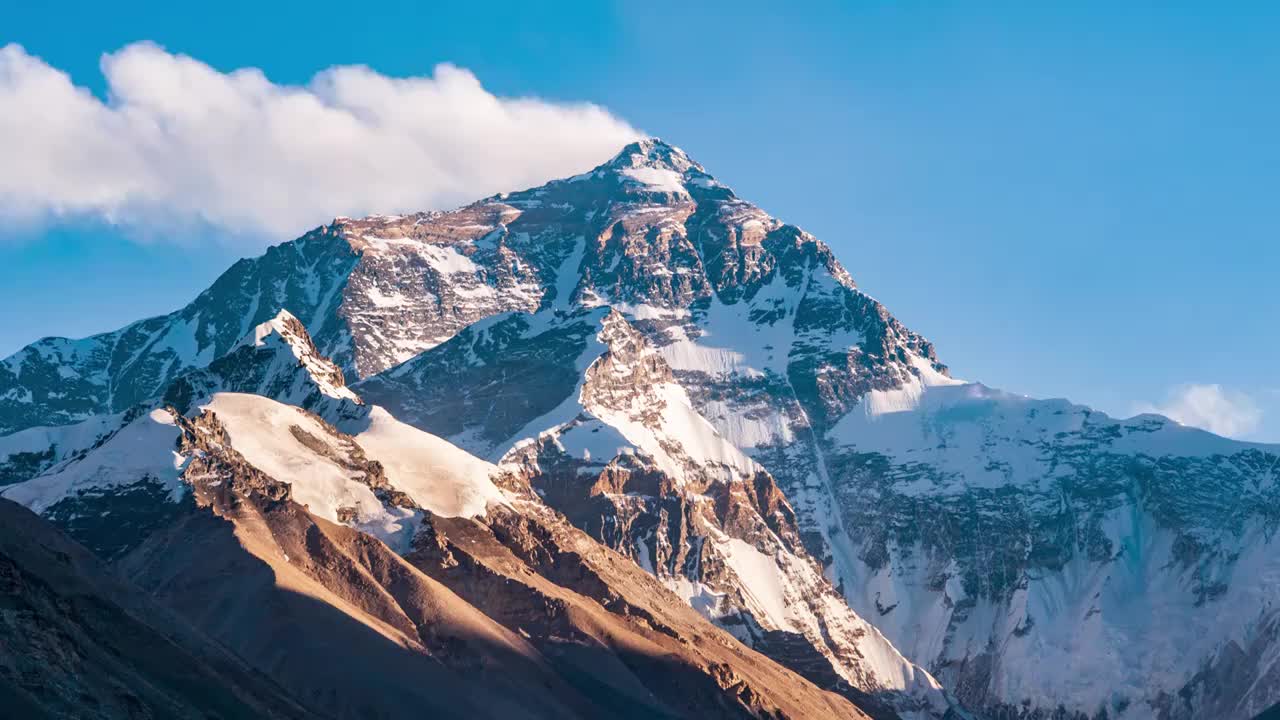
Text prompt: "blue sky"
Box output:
[[2, 0, 1277, 440]]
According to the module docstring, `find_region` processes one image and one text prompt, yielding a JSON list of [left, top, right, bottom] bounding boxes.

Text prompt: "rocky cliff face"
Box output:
[[3, 137, 1278, 719]]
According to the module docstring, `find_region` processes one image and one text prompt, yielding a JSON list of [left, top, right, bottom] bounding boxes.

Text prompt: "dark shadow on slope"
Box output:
[[0, 498, 313, 720], [354, 310, 596, 448]]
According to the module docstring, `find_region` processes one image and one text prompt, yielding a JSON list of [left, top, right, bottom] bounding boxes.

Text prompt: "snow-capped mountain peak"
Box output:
[[604, 137, 701, 173], [581, 136, 731, 200], [237, 308, 312, 349]]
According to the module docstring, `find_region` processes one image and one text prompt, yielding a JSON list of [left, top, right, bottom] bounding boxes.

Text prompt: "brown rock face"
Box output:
[[409, 503, 870, 720]]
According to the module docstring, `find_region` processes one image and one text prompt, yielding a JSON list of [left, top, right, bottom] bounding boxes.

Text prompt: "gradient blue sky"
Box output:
[[3, 0, 1277, 440]]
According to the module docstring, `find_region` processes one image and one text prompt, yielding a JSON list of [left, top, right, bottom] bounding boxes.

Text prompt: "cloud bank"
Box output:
[[0, 43, 641, 242], [1135, 383, 1263, 439]]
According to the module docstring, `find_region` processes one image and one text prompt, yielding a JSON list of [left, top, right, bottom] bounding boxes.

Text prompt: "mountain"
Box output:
[[0, 139, 952, 717], [3, 137, 1278, 718], [0, 496, 314, 719], [0, 140, 937, 431]]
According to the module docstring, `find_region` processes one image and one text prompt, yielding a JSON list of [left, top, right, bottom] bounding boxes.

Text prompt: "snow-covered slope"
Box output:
[[202, 392, 509, 543], [2, 408, 185, 516], [201, 392, 423, 552], [820, 380, 1280, 720], [0, 409, 133, 486], [1, 407, 189, 559], [342, 405, 505, 518]]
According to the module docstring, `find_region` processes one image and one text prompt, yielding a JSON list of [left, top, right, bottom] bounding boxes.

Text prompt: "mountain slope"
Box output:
[[0, 497, 315, 719], [5, 391, 872, 718], [117, 406, 611, 720], [0, 230, 360, 435]]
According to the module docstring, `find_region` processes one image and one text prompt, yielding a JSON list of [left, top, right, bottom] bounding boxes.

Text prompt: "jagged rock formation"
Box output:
[[163, 309, 360, 415], [3, 137, 1277, 718]]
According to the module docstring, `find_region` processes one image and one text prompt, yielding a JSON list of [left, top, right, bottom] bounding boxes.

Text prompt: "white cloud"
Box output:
[[0, 42, 641, 243], [1135, 383, 1263, 439]]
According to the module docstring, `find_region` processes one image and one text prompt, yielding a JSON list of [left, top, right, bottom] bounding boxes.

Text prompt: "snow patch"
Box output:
[[419, 244, 479, 274], [719, 537, 789, 628], [348, 405, 505, 518], [204, 393, 420, 551], [620, 167, 688, 195]]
